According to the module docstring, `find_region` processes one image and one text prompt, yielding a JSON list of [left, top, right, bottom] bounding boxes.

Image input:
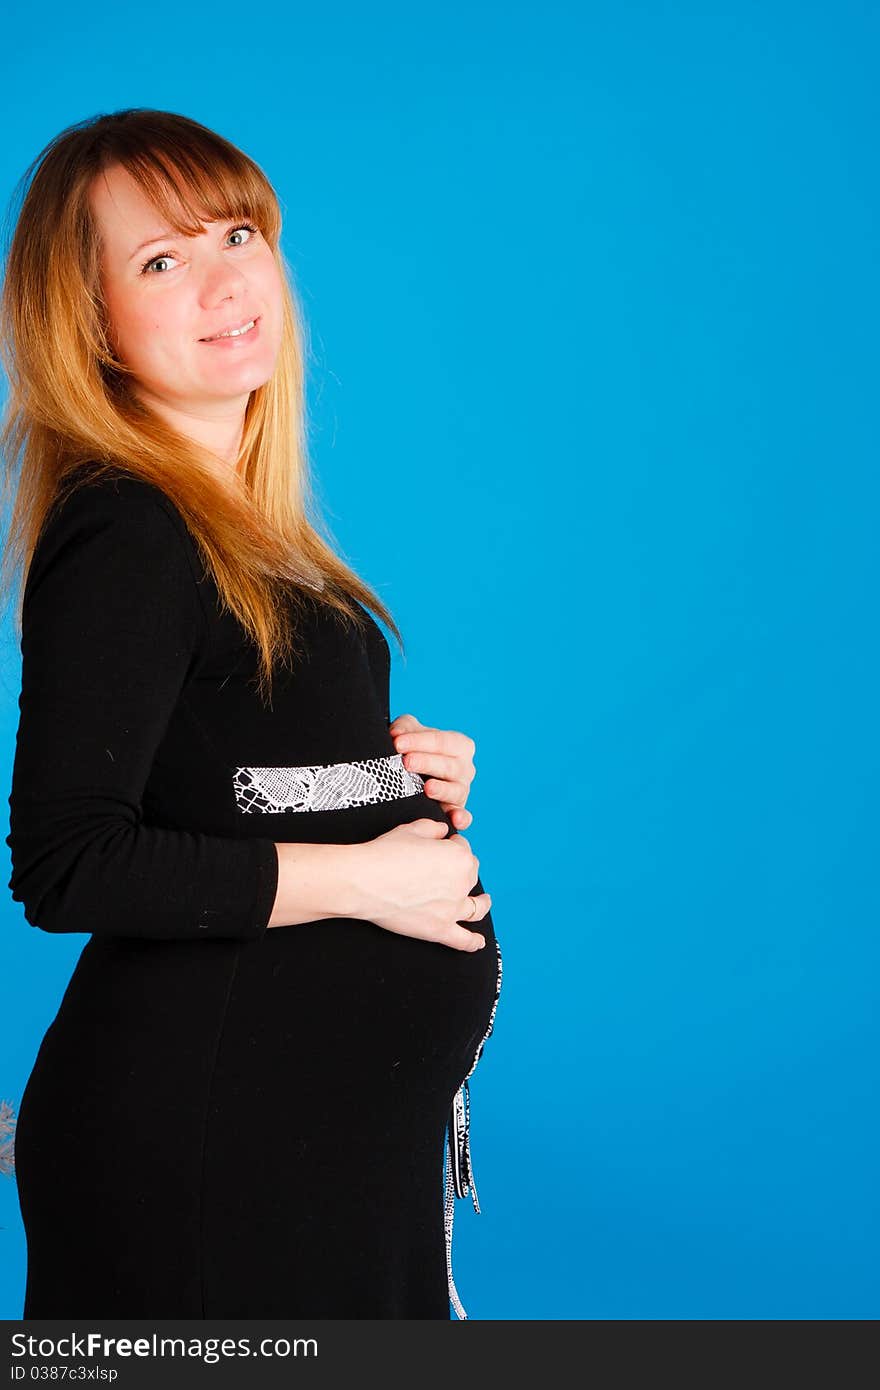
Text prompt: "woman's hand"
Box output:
[[389, 713, 476, 830], [350, 820, 491, 951]]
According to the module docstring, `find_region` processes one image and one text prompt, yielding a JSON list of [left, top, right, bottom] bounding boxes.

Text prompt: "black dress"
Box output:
[[7, 467, 502, 1320]]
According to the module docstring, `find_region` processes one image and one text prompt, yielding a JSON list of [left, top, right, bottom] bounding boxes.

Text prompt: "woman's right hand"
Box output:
[[350, 819, 491, 951]]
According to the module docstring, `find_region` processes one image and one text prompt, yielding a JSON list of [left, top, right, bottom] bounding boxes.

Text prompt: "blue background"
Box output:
[[0, 1, 877, 1320]]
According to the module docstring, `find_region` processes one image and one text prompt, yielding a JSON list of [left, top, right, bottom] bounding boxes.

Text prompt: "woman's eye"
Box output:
[[228, 223, 259, 247], [140, 251, 178, 275], [140, 223, 259, 275]]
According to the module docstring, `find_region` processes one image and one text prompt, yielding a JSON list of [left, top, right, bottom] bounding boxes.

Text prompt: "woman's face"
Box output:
[[90, 163, 283, 420]]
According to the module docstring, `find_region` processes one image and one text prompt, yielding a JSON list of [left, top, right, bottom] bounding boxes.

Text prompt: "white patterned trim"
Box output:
[[232, 753, 425, 814], [445, 935, 504, 1319]]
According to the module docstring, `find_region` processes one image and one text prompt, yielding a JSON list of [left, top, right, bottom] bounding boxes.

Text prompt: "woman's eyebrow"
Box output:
[[128, 227, 206, 261], [128, 231, 177, 261]]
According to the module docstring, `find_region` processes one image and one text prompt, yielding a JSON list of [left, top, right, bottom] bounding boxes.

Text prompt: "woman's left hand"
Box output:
[[389, 713, 476, 830]]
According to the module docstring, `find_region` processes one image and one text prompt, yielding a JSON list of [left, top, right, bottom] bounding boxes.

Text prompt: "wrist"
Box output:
[[334, 840, 375, 921], [326, 840, 370, 920], [273, 840, 368, 922]]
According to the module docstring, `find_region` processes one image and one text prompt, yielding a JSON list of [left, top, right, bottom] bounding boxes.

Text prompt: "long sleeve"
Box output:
[[5, 476, 279, 942]]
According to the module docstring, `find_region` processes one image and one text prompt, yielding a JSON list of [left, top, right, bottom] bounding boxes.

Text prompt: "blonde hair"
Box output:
[[0, 107, 403, 706]]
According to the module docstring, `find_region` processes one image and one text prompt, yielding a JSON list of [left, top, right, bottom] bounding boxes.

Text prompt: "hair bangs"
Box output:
[[105, 130, 280, 248]]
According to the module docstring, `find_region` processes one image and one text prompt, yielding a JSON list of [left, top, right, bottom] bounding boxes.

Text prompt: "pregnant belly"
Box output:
[[222, 780, 500, 1102], [230, 874, 500, 1118]]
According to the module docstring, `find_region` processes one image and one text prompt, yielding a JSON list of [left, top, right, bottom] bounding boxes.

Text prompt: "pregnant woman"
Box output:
[[0, 108, 502, 1319]]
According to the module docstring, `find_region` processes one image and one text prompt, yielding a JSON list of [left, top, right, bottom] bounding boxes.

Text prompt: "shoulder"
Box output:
[[46, 463, 186, 533], [26, 464, 201, 615]]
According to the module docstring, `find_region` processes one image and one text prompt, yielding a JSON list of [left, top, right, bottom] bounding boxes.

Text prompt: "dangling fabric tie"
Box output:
[[444, 938, 504, 1320], [450, 1077, 480, 1210]]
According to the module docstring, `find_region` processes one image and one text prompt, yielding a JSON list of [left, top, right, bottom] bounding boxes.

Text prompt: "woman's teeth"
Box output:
[[204, 318, 256, 341]]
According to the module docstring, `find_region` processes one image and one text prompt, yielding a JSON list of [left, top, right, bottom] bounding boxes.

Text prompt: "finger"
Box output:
[[422, 777, 469, 804], [401, 753, 473, 789], [447, 927, 487, 952], [458, 892, 491, 925], [388, 713, 425, 737], [405, 818, 451, 838], [446, 806, 473, 829], [401, 749, 465, 779], [396, 728, 472, 756]]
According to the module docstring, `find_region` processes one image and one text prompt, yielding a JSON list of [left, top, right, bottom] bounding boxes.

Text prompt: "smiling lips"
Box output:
[[200, 315, 260, 343]]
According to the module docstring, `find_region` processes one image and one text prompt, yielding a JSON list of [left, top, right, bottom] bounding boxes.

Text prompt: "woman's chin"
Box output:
[[196, 358, 279, 396]]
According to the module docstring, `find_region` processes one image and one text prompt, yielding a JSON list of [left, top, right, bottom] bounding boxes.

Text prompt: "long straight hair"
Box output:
[[0, 107, 404, 706]]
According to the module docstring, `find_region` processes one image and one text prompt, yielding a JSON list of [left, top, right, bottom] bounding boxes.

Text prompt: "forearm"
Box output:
[[267, 841, 366, 928], [8, 815, 281, 942]]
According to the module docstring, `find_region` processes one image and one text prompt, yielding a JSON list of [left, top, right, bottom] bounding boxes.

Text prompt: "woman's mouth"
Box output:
[[199, 315, 261, 345]]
